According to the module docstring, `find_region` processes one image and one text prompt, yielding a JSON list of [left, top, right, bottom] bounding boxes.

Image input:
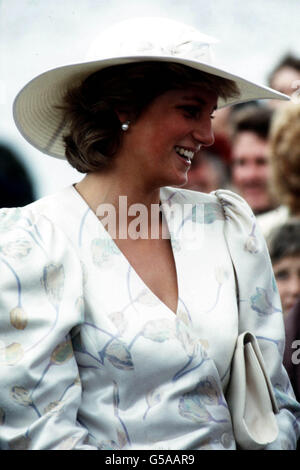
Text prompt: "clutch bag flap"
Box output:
[[226, 331, 279, 450]]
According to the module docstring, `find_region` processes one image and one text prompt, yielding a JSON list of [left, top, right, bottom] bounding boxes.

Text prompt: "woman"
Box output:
[[257, 103, 300, 238], [0, 18, 299, 450]]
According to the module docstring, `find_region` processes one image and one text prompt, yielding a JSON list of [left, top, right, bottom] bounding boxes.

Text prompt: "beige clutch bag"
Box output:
[[226, 331, 279, 450]]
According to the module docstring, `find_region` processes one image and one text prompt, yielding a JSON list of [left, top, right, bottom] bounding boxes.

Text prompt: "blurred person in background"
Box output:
[[267, 221, 300, 316], [268, 53, 300, 108], [0, 143, 35, 207], [257, 103, 300, 238], [230, 105, 277, 215]]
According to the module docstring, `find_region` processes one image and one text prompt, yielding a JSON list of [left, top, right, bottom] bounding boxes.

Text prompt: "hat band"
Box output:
[[87, 39, 214, 64], [134, 40, 213, 63]]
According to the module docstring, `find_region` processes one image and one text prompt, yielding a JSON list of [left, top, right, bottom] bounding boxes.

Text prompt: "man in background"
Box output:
[[230, 106, 277, 215]]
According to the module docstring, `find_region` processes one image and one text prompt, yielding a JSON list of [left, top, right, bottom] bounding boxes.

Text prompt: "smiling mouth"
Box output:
[[174, 146, 195, 164], [243, 184, 267, 193]]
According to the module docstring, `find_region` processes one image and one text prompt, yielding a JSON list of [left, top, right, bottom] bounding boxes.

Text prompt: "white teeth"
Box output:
[[175, 146, 194, 160]]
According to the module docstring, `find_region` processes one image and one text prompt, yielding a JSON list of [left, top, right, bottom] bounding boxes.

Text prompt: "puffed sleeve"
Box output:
[[213, 189, 300, 450], [0, 207, 97, 450]]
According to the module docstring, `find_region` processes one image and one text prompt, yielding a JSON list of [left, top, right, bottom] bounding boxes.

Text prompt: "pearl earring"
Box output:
[[121, 120, 130, 131]]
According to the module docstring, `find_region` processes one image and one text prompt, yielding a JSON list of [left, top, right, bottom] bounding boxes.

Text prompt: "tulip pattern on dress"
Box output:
[[0, 186, 299, 450]]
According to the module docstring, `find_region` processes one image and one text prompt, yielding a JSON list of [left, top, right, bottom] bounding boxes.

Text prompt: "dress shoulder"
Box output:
[[211, 188, 268, 254], [0, 203, 79, 264], [212, 188, 256, 223]]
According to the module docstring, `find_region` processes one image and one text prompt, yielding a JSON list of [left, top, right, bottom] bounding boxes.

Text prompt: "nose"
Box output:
[[237, 161, 264, 184], [241, 163, 259, 181], [191, 118, 215, 147]]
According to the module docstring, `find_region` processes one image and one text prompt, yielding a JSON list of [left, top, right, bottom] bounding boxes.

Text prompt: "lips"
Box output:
[[243, 184, 267, 195]]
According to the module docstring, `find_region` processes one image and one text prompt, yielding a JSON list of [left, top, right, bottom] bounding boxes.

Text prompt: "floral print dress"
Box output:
[[0, 185, 299, 450]]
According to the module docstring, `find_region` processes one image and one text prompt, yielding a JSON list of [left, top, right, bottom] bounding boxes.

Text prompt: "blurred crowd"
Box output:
[[1, 51, 300, 402]]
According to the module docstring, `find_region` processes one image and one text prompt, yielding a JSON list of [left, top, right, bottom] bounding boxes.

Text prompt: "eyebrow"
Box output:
[[182, 95, 217, 112]]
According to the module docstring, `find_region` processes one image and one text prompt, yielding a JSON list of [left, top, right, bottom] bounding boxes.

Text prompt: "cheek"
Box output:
[[149, 122, 182, 153], [259, 166, 270, 179], [232, 167, 244, 182], [155, 118, 182, 137]]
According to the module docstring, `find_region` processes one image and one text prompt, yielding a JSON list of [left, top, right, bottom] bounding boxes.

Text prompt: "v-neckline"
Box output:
[[71, 184, 181, 316]]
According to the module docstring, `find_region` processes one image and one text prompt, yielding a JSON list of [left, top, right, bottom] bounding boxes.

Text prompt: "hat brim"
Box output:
[[13, 55, 289, 160]]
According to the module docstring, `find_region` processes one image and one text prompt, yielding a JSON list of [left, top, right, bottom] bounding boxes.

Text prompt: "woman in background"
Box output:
[[257, 103, 300, 238]]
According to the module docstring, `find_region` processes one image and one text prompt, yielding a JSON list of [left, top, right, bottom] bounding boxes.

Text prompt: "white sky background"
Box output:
[[1, 0, 300, 199]]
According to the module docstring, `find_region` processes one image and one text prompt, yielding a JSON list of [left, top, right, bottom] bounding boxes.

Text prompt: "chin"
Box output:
[[153, 169, 189, 189], [169, 172, 189, 188], [173, 180, 189, 188]]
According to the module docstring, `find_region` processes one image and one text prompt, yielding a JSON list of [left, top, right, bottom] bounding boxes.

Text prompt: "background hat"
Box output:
[[13, 17, 289, 160]]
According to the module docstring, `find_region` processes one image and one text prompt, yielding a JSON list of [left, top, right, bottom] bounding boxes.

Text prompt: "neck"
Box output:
[[75, 171, 163, 241], [75, 171, 161, 211]]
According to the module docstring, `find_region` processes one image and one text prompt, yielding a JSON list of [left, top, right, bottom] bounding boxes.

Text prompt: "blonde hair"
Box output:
[[269, 103, 300, 214]]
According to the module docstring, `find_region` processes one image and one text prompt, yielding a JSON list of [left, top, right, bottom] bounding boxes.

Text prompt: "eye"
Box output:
[[178, 105, 202, 119], [274, 269, 289, 281], [233, 158, 245, 167], [256, 157, 268, 167]]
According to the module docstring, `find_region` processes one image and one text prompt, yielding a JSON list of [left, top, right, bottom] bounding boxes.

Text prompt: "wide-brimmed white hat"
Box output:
[[13, 17, 289, 160]]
